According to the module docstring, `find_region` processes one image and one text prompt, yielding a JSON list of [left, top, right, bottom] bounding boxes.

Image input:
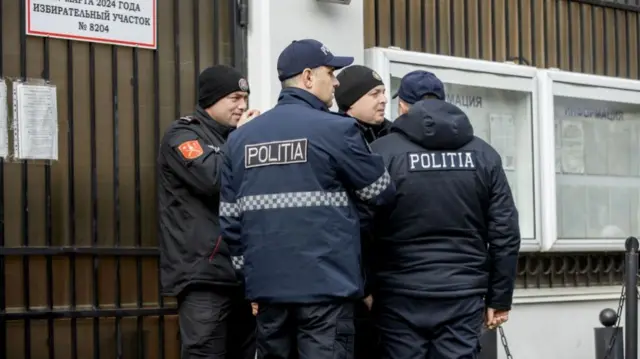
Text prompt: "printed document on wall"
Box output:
[[13, 83, 58, 160], [0, 80, 8, 158], [488, 114, 516, 171], [560, 119, 585, 174]]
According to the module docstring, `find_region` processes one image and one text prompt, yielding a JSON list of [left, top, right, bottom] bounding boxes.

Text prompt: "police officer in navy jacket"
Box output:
[[369, 71, 521, 359], [219, 39, 397, 359]]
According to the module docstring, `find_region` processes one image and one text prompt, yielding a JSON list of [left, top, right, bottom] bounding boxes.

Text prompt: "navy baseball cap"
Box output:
[[277, 39, 354, 81], [392, 70, 445, 104]]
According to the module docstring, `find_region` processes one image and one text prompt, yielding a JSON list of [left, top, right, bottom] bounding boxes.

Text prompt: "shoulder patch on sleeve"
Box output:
[[177, 140, 204, 160]]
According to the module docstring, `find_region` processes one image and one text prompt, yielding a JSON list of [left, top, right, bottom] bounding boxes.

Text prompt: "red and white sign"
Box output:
[[26, 0, 157, 49]]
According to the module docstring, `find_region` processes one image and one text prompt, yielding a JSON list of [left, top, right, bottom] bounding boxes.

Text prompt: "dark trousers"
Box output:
[[354, 301, 379, 359], [178, 286, 256, 359], [256, 300, 355, 359], [376, 294, 484, 359]]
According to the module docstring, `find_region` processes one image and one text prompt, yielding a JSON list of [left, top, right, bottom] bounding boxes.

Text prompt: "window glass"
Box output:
[[554, 96, 640, 240]]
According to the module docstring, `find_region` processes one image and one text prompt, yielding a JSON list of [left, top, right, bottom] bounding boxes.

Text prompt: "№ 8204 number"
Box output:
[[89, 23, 110, 33]]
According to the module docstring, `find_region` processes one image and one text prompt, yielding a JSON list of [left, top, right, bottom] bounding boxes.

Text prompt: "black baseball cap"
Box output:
[[392, 70, 445, 104], [277, 39, 354, 81]]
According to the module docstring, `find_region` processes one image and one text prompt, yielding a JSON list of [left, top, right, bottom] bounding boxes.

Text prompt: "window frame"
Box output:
[[538, 69, 640, 252], [364, 47, 542, 252]]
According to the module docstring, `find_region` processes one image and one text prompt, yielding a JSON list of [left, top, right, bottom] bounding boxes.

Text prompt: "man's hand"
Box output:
[[485, 308, 509, 329], [363, 295, 373, 311], [251, 302, 258, 316], [238, 109, 261, 127]]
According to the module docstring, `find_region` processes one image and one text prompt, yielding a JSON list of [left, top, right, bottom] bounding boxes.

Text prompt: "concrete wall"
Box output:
[[247, 0, 364, 112]]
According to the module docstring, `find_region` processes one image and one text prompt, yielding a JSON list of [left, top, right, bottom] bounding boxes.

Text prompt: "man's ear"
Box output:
[[301, 68, 314, 89]]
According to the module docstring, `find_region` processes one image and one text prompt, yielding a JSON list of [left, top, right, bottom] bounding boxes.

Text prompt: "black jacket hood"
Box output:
[[392, 99, 474, 150]]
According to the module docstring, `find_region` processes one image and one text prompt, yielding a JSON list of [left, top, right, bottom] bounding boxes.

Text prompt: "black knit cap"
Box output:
[[198, 65, 250, 109], [335, 65, 385, 112]]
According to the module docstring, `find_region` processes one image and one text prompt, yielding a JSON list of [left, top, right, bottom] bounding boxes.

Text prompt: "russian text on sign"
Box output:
[[244, 139, 308, 169], [407, 151, 476, 171], [12, 82, 59, 160], [27, 0, 156, 49]]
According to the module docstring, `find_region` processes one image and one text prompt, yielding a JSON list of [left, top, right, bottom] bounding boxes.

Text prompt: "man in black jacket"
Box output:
[[157, 65, 260, 359], [334, 64, 392, 359], [369, 71, 521, 359]]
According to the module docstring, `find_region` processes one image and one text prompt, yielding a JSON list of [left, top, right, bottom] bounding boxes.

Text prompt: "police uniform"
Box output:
[[334, 64, 394, 359], [157, 65, 256, 359], [219, 39, 396, 359], [369, 72, 521, 359]]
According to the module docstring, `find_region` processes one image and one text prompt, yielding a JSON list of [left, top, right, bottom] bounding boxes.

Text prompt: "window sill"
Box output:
[[513, 286, 624, 305]]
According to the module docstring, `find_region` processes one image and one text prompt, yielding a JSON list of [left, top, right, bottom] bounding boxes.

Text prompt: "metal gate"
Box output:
[[0, 0, 248, 358]]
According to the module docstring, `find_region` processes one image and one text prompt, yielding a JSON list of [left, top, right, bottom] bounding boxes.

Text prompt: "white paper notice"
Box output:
[[489, 114, 516, 171], [13, 83, 58, 160], [560, 119, 585, 174], [0, 80, 8, 158]]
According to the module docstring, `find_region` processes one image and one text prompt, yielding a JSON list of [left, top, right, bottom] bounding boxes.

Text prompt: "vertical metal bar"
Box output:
[[637, 12, 639, 79], [505, 0, 510, 59], [228, 0, 237, 68], [555, 0, 561, 68], [449, 0, 455, 55], [602, 5, 608, 74], [568, 1, 574, 71], [153, 24, 165, 359], [591, 5, 596, 73], [42, 35, 55, 359], [132, 47, 145, 359], [174, 0, 180, 117], [625, 9, 630, 78], [579, 3, 585, 72], [66, 39, 79, 359], [111, 45, 122, 359], [612, 9, 626, 77], [624, 236, 639, 359], [374, 0, 380, 46], [435, 0, 441, 53], [463, 0, 469, 57], [0, 0, 5, 356], [193, 0, 200, 100], [390, 0, 396, 46], [405, 0, 411, 49], [89, 42, 100, 359], [490, 0, 495, 60], [420, 0, 426, 51], [613, 8, 619, 77], [530, 0, 536, 65], [478, 0, 483, 58], [516, 0, 522, 62], [212, 0, 219, 64], [543, 0, 549, 67], [19, 0, 31, 357]]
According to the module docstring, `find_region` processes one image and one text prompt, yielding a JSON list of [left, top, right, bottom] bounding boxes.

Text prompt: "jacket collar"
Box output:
[[195, 105, 234, 139], [277, 87, 330, 112]]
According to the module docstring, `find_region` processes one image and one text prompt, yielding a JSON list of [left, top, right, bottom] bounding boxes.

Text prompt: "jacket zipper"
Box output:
[[209, 236, 222, 262]]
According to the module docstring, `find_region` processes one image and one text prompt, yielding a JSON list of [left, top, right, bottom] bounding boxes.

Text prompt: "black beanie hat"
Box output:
[[198, 65, 250, 109], [335, 65, 385, 112]]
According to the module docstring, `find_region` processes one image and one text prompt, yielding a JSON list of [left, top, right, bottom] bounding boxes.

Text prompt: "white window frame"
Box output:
[[364, 47, 541, 252], [537, 69, 640, 252]]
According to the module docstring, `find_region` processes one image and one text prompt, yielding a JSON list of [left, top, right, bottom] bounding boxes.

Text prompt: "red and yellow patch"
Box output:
[[178, 140, 204, 160]]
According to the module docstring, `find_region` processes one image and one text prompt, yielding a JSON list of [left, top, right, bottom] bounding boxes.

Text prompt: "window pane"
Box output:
[[554, 96, 640, 240], [390, 76, 536, 239]]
